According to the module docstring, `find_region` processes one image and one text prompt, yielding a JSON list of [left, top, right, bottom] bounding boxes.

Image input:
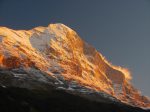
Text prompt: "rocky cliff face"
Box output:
[[0, 23, 150, 110]]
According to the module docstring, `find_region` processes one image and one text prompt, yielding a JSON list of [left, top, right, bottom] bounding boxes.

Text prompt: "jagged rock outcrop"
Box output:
[[0, 23, 150, 110]]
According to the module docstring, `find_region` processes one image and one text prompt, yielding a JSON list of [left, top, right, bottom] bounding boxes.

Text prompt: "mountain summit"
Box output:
[[0, 23, 150, 111]]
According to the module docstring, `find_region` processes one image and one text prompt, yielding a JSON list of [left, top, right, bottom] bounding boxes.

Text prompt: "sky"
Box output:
[[0, 0, 150, 96]]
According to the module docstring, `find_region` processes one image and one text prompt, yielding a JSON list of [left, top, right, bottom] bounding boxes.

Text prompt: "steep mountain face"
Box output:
[[0, 23, 150, 110]]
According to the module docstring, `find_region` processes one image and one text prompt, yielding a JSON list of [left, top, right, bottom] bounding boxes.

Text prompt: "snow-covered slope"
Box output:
[[0, 23, 150, 109]]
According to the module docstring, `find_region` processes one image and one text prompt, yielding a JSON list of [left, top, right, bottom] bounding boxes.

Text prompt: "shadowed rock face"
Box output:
[[0, 23, 150, 111], [0, 87, 149, 112]]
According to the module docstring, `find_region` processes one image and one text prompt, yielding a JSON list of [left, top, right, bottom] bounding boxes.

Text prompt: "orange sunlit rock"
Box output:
[[0, 24, 149, 109]]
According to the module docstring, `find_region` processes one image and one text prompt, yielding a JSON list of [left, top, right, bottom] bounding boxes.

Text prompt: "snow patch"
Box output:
[[13, 73, 26, 78], [30, 29, 54, 52]]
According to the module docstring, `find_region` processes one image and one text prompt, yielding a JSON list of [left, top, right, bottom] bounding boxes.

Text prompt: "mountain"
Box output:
[[0, 23, 150, 112]]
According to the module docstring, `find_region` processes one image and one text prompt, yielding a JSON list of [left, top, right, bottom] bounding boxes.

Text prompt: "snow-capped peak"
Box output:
[[0, 23, 149, 108]]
